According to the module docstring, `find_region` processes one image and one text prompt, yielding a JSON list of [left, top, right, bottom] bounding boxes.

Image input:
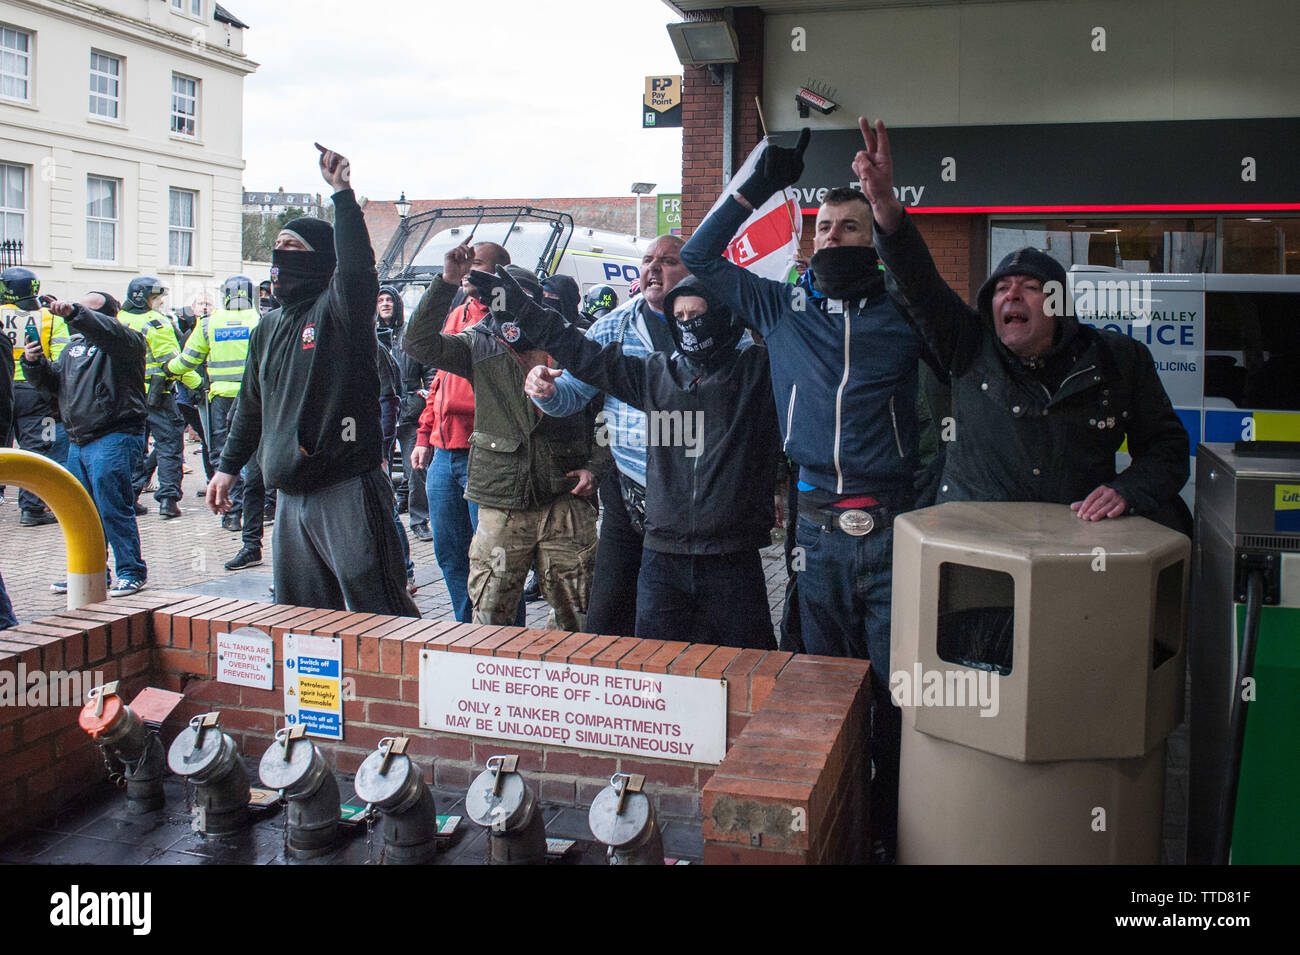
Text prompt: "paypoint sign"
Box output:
[[643, 75, 682, 128]]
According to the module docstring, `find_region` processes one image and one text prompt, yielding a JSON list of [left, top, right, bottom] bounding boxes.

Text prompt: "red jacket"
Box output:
[[415, 296, 485, 451]]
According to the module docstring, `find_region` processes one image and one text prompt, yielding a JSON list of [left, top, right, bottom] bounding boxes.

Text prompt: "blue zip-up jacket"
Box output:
[[682, 195, 922, 496]]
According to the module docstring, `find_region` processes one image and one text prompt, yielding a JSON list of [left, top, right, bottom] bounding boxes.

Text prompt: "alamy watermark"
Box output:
[[595, 407, 704, 458], [0, 664, 105, 707], [890, 663, 1000, 717]]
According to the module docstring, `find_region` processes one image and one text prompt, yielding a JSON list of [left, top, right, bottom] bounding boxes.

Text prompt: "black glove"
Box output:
[[736, 127, 811, 207], [468, 266, 564, 350], [468, 265, 532, 318]]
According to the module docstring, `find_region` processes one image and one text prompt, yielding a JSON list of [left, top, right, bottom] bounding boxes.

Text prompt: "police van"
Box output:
[[377, 206, 645, 314], [1069, 266, 1300, 500]]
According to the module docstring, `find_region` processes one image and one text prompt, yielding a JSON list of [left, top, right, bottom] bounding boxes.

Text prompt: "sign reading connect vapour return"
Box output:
[[284, 634, 343, 740], [419, 652, 727, 764]]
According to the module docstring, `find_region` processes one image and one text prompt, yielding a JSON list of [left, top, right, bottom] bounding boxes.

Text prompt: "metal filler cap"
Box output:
[[166, 713, 226, 777], [354, 737, 419, 808], [588, 773, 653, 848], [466, 755, 531, 830], [257, 725, 315, 791]]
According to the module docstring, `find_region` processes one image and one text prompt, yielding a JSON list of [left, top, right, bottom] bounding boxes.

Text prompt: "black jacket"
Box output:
[[513, 278, 781, 555], [875, 211, 1190, 528], [21, 305, 147, 445], [0, 330, 12, 447], [219, 190, 384, 494]]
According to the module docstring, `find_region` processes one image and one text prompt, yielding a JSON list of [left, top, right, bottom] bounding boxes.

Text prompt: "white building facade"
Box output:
[[0, 0, 255, 308]]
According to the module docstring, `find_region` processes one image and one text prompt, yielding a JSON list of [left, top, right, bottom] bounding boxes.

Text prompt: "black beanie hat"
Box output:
[[976, 247, 1068, 320], [279, 216, 335, 254]]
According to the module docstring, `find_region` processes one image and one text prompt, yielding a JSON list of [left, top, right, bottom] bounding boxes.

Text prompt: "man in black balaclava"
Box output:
[[541, 274, 586, 330], [206, 144, 418, 617], [485, 268, 779, 648], [257, 280, 279, 315]]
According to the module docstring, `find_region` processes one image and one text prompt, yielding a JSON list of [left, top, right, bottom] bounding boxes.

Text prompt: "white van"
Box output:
[[379, 208, 645, 315]]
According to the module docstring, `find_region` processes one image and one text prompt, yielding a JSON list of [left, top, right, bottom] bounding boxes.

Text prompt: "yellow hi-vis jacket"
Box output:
[[4, 304, 70, 383], [118, 308, 202, 395], [168, 307, 260, 399]]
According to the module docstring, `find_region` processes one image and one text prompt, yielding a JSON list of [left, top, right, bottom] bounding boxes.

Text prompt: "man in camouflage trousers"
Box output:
[[402, 243, 608, 629]]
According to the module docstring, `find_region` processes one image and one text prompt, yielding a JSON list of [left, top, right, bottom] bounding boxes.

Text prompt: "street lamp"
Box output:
[[394, 191, 412, 219], [630, 181, 656, 238]]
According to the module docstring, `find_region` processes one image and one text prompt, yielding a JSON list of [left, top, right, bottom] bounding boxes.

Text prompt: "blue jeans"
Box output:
[[427, 448, 478, 622], [426, 447, 524, 625], [794, 501, 903, 854], [66, 431, 147, 581]]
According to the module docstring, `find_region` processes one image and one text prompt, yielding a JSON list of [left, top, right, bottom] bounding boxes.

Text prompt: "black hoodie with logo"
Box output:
[[218, 190, 384, 494], [511, 275, 781, 555]]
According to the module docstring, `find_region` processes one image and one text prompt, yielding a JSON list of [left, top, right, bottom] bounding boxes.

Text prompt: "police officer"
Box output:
[[120, 276, 201, 518], [169, 276, 261, 542], [2, 266, 69, 525], [582, 284, 618, 322]]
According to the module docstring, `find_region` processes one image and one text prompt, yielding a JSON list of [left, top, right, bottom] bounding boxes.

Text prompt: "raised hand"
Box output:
[[468, 265, 531, 317], [48, 300, 76, 318], [442, 240, 473, 288], [315, 142, 351, 192], [852, 117, 903, 232], [736, 127, 811, 208]]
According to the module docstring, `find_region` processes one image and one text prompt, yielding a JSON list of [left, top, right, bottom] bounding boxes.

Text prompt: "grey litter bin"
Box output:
[[890, 502, 1188, 864]]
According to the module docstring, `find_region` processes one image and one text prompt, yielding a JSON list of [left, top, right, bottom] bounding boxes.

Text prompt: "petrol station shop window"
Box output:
[[1222, 217, 1300, 275], [990, 219, 1216, 274]]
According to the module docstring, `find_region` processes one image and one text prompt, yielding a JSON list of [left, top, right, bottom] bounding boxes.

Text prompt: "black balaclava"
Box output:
[[377, 284, 405, 333], [808, 245, 883, 300], [485, 266, 546, 353], [271, 216, 336, 307], [541, 274, 582, 326], [662, 276, 743, 370]]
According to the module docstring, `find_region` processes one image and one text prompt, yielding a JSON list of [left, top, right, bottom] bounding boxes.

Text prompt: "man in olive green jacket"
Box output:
[[402, 243, 610, 629]]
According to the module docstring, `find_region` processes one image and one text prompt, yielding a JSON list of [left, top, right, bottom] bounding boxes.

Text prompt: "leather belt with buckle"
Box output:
[[799, 501, 877, 536]]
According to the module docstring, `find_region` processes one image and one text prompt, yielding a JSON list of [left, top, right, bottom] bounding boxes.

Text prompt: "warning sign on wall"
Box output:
[[284, 634, 343, 740]]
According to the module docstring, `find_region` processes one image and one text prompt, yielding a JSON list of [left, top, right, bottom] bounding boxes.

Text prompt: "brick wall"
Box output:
[[0, 593, 872, 864]]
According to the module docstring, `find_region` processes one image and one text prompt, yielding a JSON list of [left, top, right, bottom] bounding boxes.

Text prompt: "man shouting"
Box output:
[[207, 144, 417, 616]]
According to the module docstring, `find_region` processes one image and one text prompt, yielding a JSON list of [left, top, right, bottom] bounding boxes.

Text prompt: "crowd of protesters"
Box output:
[[1, 129, 1191, 861]]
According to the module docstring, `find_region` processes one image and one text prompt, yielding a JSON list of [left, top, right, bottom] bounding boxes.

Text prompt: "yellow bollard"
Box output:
[[0, 448, 107, 608]]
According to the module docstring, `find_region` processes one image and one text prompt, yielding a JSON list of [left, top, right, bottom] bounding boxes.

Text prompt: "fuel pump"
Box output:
[[166, 712, 251, 836], [77, 681, 166, 813], [1188, 442, 1300, 864], [258, 725, 339, 859], [588, 773, 664, 865], [465, 755, 546, 864], [352, 736, 439, 864]]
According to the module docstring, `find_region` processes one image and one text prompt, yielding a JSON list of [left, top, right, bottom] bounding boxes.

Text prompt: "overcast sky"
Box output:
[[241, 0, 685, 202]]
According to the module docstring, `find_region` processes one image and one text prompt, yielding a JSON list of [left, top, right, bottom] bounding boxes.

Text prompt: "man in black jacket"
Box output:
[[22, 293, 150, 596], [207, 144, 418, 616], [858, 118, 1190, 529], [481, 268, 779, 649]]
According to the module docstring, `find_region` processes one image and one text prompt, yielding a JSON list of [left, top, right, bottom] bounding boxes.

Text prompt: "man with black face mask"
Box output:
[[681, 128, 924, 862], [490, 268, 779, 649], [207, 144, 417, 617]]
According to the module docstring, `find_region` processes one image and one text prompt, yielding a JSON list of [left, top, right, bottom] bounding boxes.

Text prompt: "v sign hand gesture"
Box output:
[[852, 117, 904, 233]]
